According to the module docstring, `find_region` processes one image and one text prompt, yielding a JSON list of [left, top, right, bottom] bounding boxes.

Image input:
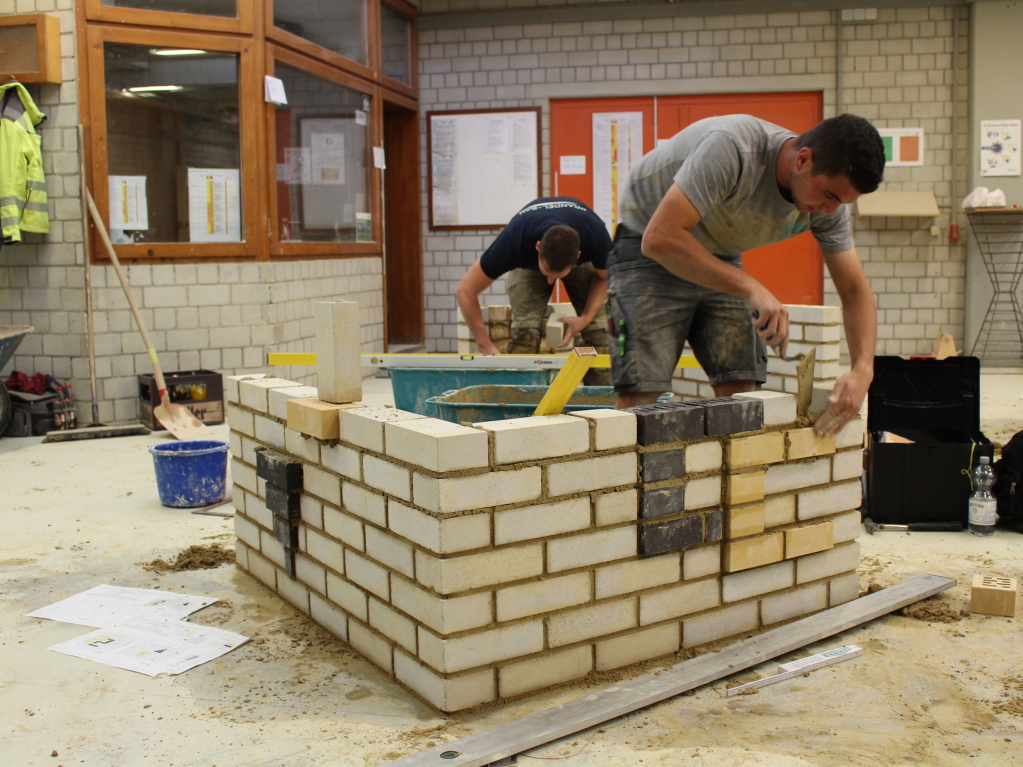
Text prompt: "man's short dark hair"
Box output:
[[538, 224, 580, 272], [795, 113, 886, 194]]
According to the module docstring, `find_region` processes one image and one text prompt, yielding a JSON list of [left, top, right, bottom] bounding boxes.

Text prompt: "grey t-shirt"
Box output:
[[619, 114, 854, 256]]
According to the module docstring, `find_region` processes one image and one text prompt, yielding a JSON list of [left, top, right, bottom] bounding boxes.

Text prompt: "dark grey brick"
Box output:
[[266, 483, 301, 520], [705, 510, 723, 542], [274, 514, 299, 548], [701, 397, 764, 436], [256, 448, 303, 491], [641, 449, 685, 483], [283, 547, 297, 578], [626, 401, 705, 445], [640, 515, 704, 557], [641, 485, 685, 519]]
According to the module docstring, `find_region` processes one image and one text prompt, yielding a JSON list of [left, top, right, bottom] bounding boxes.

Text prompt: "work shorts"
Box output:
[[607, 229, 767, 392]]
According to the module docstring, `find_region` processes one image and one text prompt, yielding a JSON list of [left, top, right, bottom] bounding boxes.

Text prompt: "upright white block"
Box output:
[[316, 301, 363, 404]]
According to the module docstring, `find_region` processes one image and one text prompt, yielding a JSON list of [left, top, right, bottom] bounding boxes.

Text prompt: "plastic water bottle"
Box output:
[[969, 455, 997, 537]]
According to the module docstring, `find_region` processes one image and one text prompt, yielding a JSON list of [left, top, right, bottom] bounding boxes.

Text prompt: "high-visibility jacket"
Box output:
[[0, 82, 49, 242]]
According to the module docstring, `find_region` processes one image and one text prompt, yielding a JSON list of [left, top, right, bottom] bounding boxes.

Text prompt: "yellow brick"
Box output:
[[970, 574, 1018, 617], [725, 471, 765, 505], [287, 398, 362, 440], [726, 433, 785, 469], [723, 532, 784, 573], [786, 427, 836, 460], [785, 521, 835, 559], [725, 503, 765, 539]]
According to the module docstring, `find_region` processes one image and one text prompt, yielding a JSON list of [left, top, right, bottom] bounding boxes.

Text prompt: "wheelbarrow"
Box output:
[[0, 326, 34, 437]]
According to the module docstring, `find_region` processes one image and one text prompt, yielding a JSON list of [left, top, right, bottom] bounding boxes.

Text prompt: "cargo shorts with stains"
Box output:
[[607, 227, 767, 393]]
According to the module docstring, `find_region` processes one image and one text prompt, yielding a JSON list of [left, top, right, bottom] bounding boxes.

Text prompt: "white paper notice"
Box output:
[[593, 112, 644, 235], [264, 76, 288, 105], [311, 133, 346, 184], [560, 156, 586, 175], [980, 120, 1021, 176], [49, 615, 248, 677], [373, 146, 386, 169], [26, 584, 216, 628], [484, 115, 510, 154], [431, 117, 458, 225], [283, 147, 312, 185], [513, 153, 536, 188], [108, 176, 148, 231], [187, 168, 241, 243], [355, 110, 367, 126]]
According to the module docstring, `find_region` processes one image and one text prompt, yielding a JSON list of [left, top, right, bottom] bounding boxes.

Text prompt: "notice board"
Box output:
[[427, 107, 541, 229]]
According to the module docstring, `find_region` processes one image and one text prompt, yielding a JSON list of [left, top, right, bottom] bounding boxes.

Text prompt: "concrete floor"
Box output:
[[2, 372, 1022, 767]]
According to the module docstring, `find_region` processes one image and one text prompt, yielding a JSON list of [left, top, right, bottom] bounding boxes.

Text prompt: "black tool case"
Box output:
[[866, 356, 993, 526]]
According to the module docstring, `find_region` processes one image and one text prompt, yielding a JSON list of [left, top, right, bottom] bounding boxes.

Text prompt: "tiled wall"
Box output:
[[228, 372, 863, 712], [417, 3, 970, 361]]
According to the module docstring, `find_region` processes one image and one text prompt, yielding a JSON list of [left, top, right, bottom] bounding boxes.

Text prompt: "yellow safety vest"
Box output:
[[0, 82, 49, 242]]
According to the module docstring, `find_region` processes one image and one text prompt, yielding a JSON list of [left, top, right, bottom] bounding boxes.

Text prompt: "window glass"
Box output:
[[274, 63, 372, 243], [380, 3, 411, 85], [101, 0, 236, 17], [104, 44, 241, 243], [274, 0, 366, 66]]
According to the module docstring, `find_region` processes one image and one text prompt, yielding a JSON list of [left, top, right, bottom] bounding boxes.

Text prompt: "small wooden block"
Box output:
[[970, 574, 1017, 617], [286, 397, 362, 440]]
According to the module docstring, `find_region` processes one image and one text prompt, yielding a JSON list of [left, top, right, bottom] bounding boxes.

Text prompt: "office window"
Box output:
[[101, 0, 236, 16], [273, 0, 367, 67], [380, 2, 411, 85]]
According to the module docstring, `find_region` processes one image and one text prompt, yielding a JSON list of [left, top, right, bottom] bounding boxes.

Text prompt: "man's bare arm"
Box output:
[[557, 268, 609, 347], [454, 260, 500, 355]]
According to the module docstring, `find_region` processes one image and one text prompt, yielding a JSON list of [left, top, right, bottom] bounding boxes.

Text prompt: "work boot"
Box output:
[[506, 328, 542, 355]]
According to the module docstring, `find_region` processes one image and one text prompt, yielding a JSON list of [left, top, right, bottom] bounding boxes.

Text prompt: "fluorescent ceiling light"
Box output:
[[151, 48, 206, 56], [126, 85, 184, 93]]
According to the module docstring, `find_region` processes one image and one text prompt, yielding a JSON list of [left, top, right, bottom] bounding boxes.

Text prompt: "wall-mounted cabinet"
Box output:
[[0, 13, 62, 84]]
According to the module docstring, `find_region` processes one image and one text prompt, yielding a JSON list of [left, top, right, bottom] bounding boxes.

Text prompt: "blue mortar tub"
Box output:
[[386, 367, 556, 416], [149, 440, 230, 508]]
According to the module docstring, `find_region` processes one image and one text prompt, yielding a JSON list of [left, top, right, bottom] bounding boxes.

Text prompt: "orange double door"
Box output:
[[549, 92, 823, 305]]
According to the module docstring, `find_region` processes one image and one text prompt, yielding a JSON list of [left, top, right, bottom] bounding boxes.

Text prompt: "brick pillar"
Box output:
[[316, 301, 362, 404]]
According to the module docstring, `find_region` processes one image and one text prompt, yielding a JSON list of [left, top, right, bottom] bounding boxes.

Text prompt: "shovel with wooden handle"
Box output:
[[85, 189, 212, 440]]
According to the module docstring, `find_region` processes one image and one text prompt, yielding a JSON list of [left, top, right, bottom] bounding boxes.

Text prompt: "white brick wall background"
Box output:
[[417, 4, 970, 360]]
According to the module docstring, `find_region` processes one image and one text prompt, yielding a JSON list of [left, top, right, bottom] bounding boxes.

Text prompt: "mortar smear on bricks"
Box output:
[[227, 373, 863, 712]]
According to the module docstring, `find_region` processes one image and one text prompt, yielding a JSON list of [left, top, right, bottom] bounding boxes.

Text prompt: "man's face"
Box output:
[[789, 148, 860, 215], [536, 241, 575, 285]]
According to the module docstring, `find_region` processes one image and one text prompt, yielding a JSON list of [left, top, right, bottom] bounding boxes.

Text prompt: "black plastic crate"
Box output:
[[866, 356, 992, 526], [138, 370, 224, 430]]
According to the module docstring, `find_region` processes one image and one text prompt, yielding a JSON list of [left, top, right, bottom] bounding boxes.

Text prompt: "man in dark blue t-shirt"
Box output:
[[455, 197, 612, 370]]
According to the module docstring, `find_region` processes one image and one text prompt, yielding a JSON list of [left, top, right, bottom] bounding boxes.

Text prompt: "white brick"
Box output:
[[310, 593, 348, 640], [786, 304, 841, 324], [348, 622, 392, 673], [322, 443, 361, 480], [796, 542, 860, 584], [594, 488, 638, 525], [226, 373, 267, 404], [363, 455, 411, 500], [596, 554, 680, 599], [304, 465, 341, 506], [391, 577, 493, 634], [765, 456, 831, 494], [684, 476, 721, 510], [342, 483, 387, 525], [419, 621, 543, 673], [304, 528, 345, 570], [639, 578, 720, 625], [285, 427, 319, 463], [495, 497, 590, 545], [394, 650, 495, 712], [480, 414, 590, 464], [547, 526, 636, 572], [413, 467, 541, 513], [569, 408, 637, 450], [316, 301, 362, 404], [369, 598, 417, 652], [761, 583, 827, 625], [595, 623, 680, 671], [764, 494, 796, 527], [229, 430, 243, 459], [733, 390, 798, 427], [259, 529, 285, 567], [548, 598, 636, 647], [234, 540, 250, 571], [277, 572, 310, 614], [500, 646, 593, 697], [300, 494, 323, 529], [830, 572, 860, 606], [269, 385, 319, 420], [365, 527, 414, 577], [389, 501, 490, 553], [245, 493, 272, 530], [254, 415, 285, 450], [239, 377, 298, 413], [833, 510, 862, 543], [832, 449, 863, 481], [836, 417, 864, 448], [684, 440, 722, 473], [384, 418, 489, 472], [683, 544, 720, 580], [416, 544, 543, 594], [326, 571, 368, 620], [496, 572, 592, 622], [295, 553, 326, 594], [344, 550, 390, 600], [722, 560, 794, 603], [798, 480, 862, 520], [234, 513, 261, 550], [547, 453, 637, 496], [340, 406, 428, 452], [228, 406, 254, 437], [246, 549, 276, 589], [683, 602, 758, 648]]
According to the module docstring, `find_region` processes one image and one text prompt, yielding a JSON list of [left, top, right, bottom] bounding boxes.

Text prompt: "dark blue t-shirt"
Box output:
[[478, 197, 612, 279]]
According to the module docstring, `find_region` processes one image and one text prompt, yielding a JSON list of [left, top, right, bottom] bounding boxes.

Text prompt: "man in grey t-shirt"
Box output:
[[609, 113, 884, 435]]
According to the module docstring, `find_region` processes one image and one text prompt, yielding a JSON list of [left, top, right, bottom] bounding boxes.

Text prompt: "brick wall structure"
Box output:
[[228, 373, 863, 712]]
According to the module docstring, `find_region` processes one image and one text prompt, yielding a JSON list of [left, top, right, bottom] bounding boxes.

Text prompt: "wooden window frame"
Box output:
[[266, 44, 383, 258], [378, 0, 417, 100], [84, 0, 254, 35], [84, 25, 264, 261]]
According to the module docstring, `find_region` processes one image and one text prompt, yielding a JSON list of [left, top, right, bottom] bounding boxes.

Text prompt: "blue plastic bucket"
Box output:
[[149, 440, 230, 508]]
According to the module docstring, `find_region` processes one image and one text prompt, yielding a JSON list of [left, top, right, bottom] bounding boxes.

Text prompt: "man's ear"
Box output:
[[535, 240, 542, 252], [795, 147, 814, 172]]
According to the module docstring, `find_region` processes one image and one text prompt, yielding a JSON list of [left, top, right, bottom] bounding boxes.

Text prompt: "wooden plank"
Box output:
[[383, 574, 955, 767], [533, 347, 597, 416]]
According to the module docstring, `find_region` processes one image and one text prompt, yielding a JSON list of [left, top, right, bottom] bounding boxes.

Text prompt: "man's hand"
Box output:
[[557, 316, 590, 349], [748, 288, 790, 356], [814, 367, 871, 436], [477, 338, 501, 356]]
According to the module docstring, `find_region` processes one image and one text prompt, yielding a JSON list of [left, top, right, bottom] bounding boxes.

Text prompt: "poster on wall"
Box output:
[[592, 112, 643, 235], [877, 128, 924, 167], [187, 168, 240, 243], [980, 120, 1021, 176]]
